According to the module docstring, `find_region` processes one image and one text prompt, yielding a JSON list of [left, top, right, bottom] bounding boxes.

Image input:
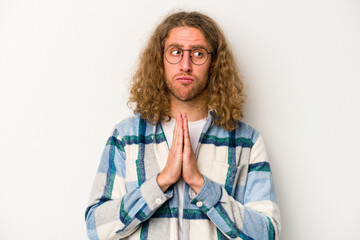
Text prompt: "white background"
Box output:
[[1, 0, 359, 239]]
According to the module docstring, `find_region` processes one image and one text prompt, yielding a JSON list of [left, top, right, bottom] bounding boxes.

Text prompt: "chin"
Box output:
[[176, 94, 198, 101]]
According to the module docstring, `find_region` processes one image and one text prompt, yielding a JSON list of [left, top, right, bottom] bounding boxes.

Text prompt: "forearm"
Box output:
[[189, 175, 280, 240], [86, 173, 173, 240], [85, 129, 173, 240]]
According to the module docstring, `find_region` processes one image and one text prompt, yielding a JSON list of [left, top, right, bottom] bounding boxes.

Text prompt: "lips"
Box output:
[[176, 76, 194, 84]]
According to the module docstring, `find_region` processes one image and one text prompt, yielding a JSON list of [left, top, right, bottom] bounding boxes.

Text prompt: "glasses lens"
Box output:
[[165, 47, 182, 64], [164, 47, 209, 65], [191, 48, 208, 65]]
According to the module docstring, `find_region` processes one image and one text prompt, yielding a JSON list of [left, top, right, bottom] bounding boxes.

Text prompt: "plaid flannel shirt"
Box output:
[[85, 112, 281, 239]]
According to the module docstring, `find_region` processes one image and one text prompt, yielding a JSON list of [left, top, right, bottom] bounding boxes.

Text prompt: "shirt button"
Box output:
[[196, 201, 203, 207], [155, 198, 162, 205]]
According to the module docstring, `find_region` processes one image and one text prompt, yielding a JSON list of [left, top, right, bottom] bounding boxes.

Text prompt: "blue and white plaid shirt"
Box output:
[[85, 111, 281, 240]]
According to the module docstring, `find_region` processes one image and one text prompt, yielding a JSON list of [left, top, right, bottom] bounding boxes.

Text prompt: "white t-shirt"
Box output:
[[161, 117, 207, 240]]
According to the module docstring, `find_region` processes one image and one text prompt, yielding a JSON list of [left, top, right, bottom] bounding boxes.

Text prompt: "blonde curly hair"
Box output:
[[128, 11, 246, 131]]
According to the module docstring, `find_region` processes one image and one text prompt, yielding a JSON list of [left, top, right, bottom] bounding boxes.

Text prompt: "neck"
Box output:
[[169, 95, 208, 122]]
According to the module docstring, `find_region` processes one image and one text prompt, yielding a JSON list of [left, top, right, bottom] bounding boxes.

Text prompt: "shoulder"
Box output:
[[207, 111, 259, 146], [210, 118, 259, 143], [204, 119, 260, 150], [233, 121, 269, 165], [235, 120, 260, 146], [110, 114, 142, 138], [111, 114, 156, 139], [115, 114, 141, 129]]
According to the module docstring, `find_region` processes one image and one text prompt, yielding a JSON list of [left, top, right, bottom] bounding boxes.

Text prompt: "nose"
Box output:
[[179, 50, 192, 73]]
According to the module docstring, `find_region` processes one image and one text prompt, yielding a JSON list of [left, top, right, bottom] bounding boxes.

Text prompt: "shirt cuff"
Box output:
[[140, 173, 173, 210], [189, 175, 222, 213]]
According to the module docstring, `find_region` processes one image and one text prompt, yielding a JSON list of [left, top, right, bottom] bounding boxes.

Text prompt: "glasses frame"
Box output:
[[162, 46, 213, 66]]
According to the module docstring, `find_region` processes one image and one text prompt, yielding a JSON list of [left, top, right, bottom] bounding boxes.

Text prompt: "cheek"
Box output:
[[164, 62, 174, 78], [199, 66, 211, 78]]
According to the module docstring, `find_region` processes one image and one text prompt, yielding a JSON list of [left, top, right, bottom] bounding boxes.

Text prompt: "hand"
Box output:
[[156, 113, 204, 194], [181, 113, 204, 194], [157, 113, 183, 192]]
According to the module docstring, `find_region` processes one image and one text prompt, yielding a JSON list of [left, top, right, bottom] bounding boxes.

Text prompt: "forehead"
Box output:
[[164, 27, 210, 49]]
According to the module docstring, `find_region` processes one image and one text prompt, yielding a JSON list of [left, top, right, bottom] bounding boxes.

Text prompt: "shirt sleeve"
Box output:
[[85, 127, 173, 240], [189, 135, 281, 240]]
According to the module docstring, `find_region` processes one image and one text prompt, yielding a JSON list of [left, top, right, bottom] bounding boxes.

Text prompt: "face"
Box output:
[[163, 27, 212, 102]]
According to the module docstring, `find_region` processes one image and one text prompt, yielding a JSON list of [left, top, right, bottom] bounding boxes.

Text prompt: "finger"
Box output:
[[173, 114, 184, 158], [171, 113, 181, 150], [177, 114, 184, 150], [182, 113, 192, 157], [173, 113, 180, 138], [182, 113, 189, 142], [182, 113, 189, 140]]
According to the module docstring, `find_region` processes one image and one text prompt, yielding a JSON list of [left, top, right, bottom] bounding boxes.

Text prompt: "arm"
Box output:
[[85, 127, 173, 240], [186, 133, 281, 239]]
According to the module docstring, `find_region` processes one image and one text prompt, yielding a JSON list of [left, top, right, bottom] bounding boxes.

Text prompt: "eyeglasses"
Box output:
[[163, 46, 212, 65]]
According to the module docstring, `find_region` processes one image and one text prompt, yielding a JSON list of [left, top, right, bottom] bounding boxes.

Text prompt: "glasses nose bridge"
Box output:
[[180, 49, 192, 62]]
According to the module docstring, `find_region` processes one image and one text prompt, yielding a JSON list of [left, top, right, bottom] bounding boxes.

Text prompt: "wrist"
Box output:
[[188, 174, 204, 194], [156, 172, 173, 192]]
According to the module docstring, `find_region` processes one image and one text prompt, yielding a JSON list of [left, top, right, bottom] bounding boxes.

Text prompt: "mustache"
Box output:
[[174, 73, 194, 78]]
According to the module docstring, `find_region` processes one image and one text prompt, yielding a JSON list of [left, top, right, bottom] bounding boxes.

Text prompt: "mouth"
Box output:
[[176, 76, 194, 84]]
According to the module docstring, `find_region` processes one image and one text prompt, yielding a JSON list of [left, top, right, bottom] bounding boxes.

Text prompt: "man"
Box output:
[[85, 11, 281, 240]]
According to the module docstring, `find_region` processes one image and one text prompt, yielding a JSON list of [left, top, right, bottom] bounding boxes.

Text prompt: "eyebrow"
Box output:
[[166, 43, 209, 50]]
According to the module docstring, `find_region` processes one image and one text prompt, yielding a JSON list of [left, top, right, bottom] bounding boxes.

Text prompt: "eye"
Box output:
[[170, 48, 182, 56], [192, 49, 205, 58]]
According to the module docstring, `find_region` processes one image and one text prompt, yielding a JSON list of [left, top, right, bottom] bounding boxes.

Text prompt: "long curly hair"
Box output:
[[128, 11, 246, 131]]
